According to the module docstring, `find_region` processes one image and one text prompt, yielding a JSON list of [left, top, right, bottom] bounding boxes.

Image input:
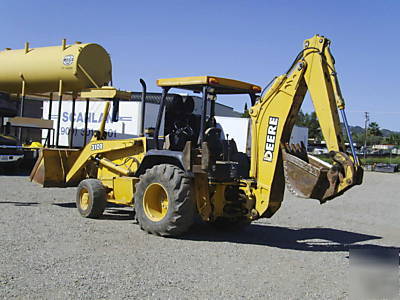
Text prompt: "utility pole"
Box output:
[[364, 112, 369, 159]]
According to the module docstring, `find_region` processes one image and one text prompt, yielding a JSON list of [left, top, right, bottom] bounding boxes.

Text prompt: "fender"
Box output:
[[135, 149, 193, 177]]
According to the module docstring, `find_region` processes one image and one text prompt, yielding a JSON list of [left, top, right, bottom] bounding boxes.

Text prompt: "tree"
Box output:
[[296, 110, 322, 141], [368, 122, 382, 136], [242, 102, 249, 118], [384, 133, 400, 145], [296, 110, 306, 126]]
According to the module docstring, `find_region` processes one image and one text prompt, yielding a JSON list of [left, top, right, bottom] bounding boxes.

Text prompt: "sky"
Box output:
[[1, 0, 399, 130]]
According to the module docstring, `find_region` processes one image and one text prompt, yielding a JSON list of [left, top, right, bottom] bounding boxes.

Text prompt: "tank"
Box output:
[[0, 41, 112, 93]]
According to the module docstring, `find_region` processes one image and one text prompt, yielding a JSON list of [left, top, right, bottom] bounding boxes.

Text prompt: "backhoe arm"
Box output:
[[247, 35, 363, 218]]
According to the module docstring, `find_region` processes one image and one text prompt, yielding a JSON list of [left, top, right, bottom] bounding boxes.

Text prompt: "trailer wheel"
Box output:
[[76, 179, 107, 218], [135, 164, 194, 237]]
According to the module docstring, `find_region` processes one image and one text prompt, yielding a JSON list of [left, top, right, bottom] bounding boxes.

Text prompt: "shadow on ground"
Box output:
[[48, 202, 400, 255], [0, 201, 39, 206], [53, 202, 134, 221], [181, 223, 399, 254], [53, 202, 76, 208]]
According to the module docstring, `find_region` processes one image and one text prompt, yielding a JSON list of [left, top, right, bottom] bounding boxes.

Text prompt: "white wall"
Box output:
[[215, 116, 250, 153], [43, 100, 162, 147], [290, 126, 308, 148]]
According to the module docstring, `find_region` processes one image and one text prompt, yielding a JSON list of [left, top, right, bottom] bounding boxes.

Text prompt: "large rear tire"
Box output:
[[135, 164, 194, 237], [76, 179, 107, 218]]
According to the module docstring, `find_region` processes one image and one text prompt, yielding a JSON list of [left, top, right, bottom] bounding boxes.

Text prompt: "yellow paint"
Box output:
[[143, 183, 169, 222], [80, 87, 132, 100], [79, 188, 90, 211], [210, 184, 226, 218], [248, 35, 361, 217], [23, 142, 43, 148], [0, 41, 111, 93], [31, 35, 362, 226], [157, 76, 261, 94], [97, 102, 110, 141], [65, 137, 146, 184], [30, 148, 83, 187], [194, 173, 212, 221], [111, 177, 137, 205]]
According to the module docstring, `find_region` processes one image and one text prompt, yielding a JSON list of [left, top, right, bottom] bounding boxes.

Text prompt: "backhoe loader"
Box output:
[[31, 35, 363, 236]]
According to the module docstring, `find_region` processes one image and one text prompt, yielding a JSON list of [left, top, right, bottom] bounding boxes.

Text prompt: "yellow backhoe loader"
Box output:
[[31, 35, 363, 236]]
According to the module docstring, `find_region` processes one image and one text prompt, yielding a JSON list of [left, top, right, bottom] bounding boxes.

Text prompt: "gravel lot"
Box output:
[[0, 172, 399, 299]]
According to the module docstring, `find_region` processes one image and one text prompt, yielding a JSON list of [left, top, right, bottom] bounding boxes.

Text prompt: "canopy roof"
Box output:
[[157, 76, 261, 94]]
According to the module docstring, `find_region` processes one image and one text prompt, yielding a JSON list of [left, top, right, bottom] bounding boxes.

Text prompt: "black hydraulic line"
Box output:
[[260, 76, 277, 98], [139, 78, 147, 137], [83, 98, 89, 147], [340, 109, 359, 165], [260, 47, 321, 98], [249, 93, 257, 106], [154, 87, 170, 149]]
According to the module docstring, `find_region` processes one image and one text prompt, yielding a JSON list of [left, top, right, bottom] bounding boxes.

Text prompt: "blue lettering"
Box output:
[[62, 112, 69, 122]]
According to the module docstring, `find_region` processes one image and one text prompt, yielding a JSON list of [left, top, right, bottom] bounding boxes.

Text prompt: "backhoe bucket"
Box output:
[[281, 143, 353, 202], [30, 148, 83, 187]]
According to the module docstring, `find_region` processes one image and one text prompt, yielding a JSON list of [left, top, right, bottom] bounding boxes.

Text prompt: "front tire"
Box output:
[[135, 164, 194, 237], [76, 179, 107, 218]]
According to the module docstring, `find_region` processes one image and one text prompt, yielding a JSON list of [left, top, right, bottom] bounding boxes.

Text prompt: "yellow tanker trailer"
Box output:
[[0, 40, 113, 172], [0, 40, 112, 94]]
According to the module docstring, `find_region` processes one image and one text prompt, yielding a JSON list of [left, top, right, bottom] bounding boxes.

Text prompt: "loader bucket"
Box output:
[[281, 144, 351, 202], [30, 148, 83, 187]]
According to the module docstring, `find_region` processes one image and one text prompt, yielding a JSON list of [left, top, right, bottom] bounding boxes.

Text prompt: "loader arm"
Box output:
[[248, 35, 363, 218]]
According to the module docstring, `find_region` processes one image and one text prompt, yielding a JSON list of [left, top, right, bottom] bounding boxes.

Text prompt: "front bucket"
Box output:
[[30, 148, 82, 187], [282, 147, 338, 202]]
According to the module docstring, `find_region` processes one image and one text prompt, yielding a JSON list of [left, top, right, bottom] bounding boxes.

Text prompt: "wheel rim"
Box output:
[[80, 188, 90, 211], [143, 183, 169, 222]]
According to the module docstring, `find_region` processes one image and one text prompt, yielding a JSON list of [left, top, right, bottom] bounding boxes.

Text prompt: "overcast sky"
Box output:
[[1, 0, 399, 130]]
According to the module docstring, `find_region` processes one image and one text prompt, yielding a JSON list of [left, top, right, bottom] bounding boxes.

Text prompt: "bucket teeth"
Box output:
[[282, 146, 337, 202], [284, 142, 309, 163]]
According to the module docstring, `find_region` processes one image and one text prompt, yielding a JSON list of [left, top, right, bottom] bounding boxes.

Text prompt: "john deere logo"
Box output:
[[263, 116, 279, 162], [63, 55, 74, 66]]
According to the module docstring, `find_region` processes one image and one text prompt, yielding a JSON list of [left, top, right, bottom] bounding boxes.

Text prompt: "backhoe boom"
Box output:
[[247, 35, 363, 218]]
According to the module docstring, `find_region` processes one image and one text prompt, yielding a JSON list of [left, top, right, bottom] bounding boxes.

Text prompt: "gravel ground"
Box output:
[[0, 172, 399, 299]]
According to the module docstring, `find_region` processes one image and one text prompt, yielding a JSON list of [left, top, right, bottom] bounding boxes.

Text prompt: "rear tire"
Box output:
[[76, 179, 107, 218], [135, 164, 194, 237]]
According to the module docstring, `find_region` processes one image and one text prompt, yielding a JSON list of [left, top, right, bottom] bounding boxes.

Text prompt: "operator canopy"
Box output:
[[157, 76, 261, 94]]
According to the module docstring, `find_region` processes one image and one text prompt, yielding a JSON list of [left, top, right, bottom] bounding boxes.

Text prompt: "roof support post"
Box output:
[[154, 87, 170, 149], [198, 85, 208, 145]]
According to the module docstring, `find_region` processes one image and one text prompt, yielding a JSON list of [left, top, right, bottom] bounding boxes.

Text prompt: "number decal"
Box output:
[[91, 143, 103, 151]]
